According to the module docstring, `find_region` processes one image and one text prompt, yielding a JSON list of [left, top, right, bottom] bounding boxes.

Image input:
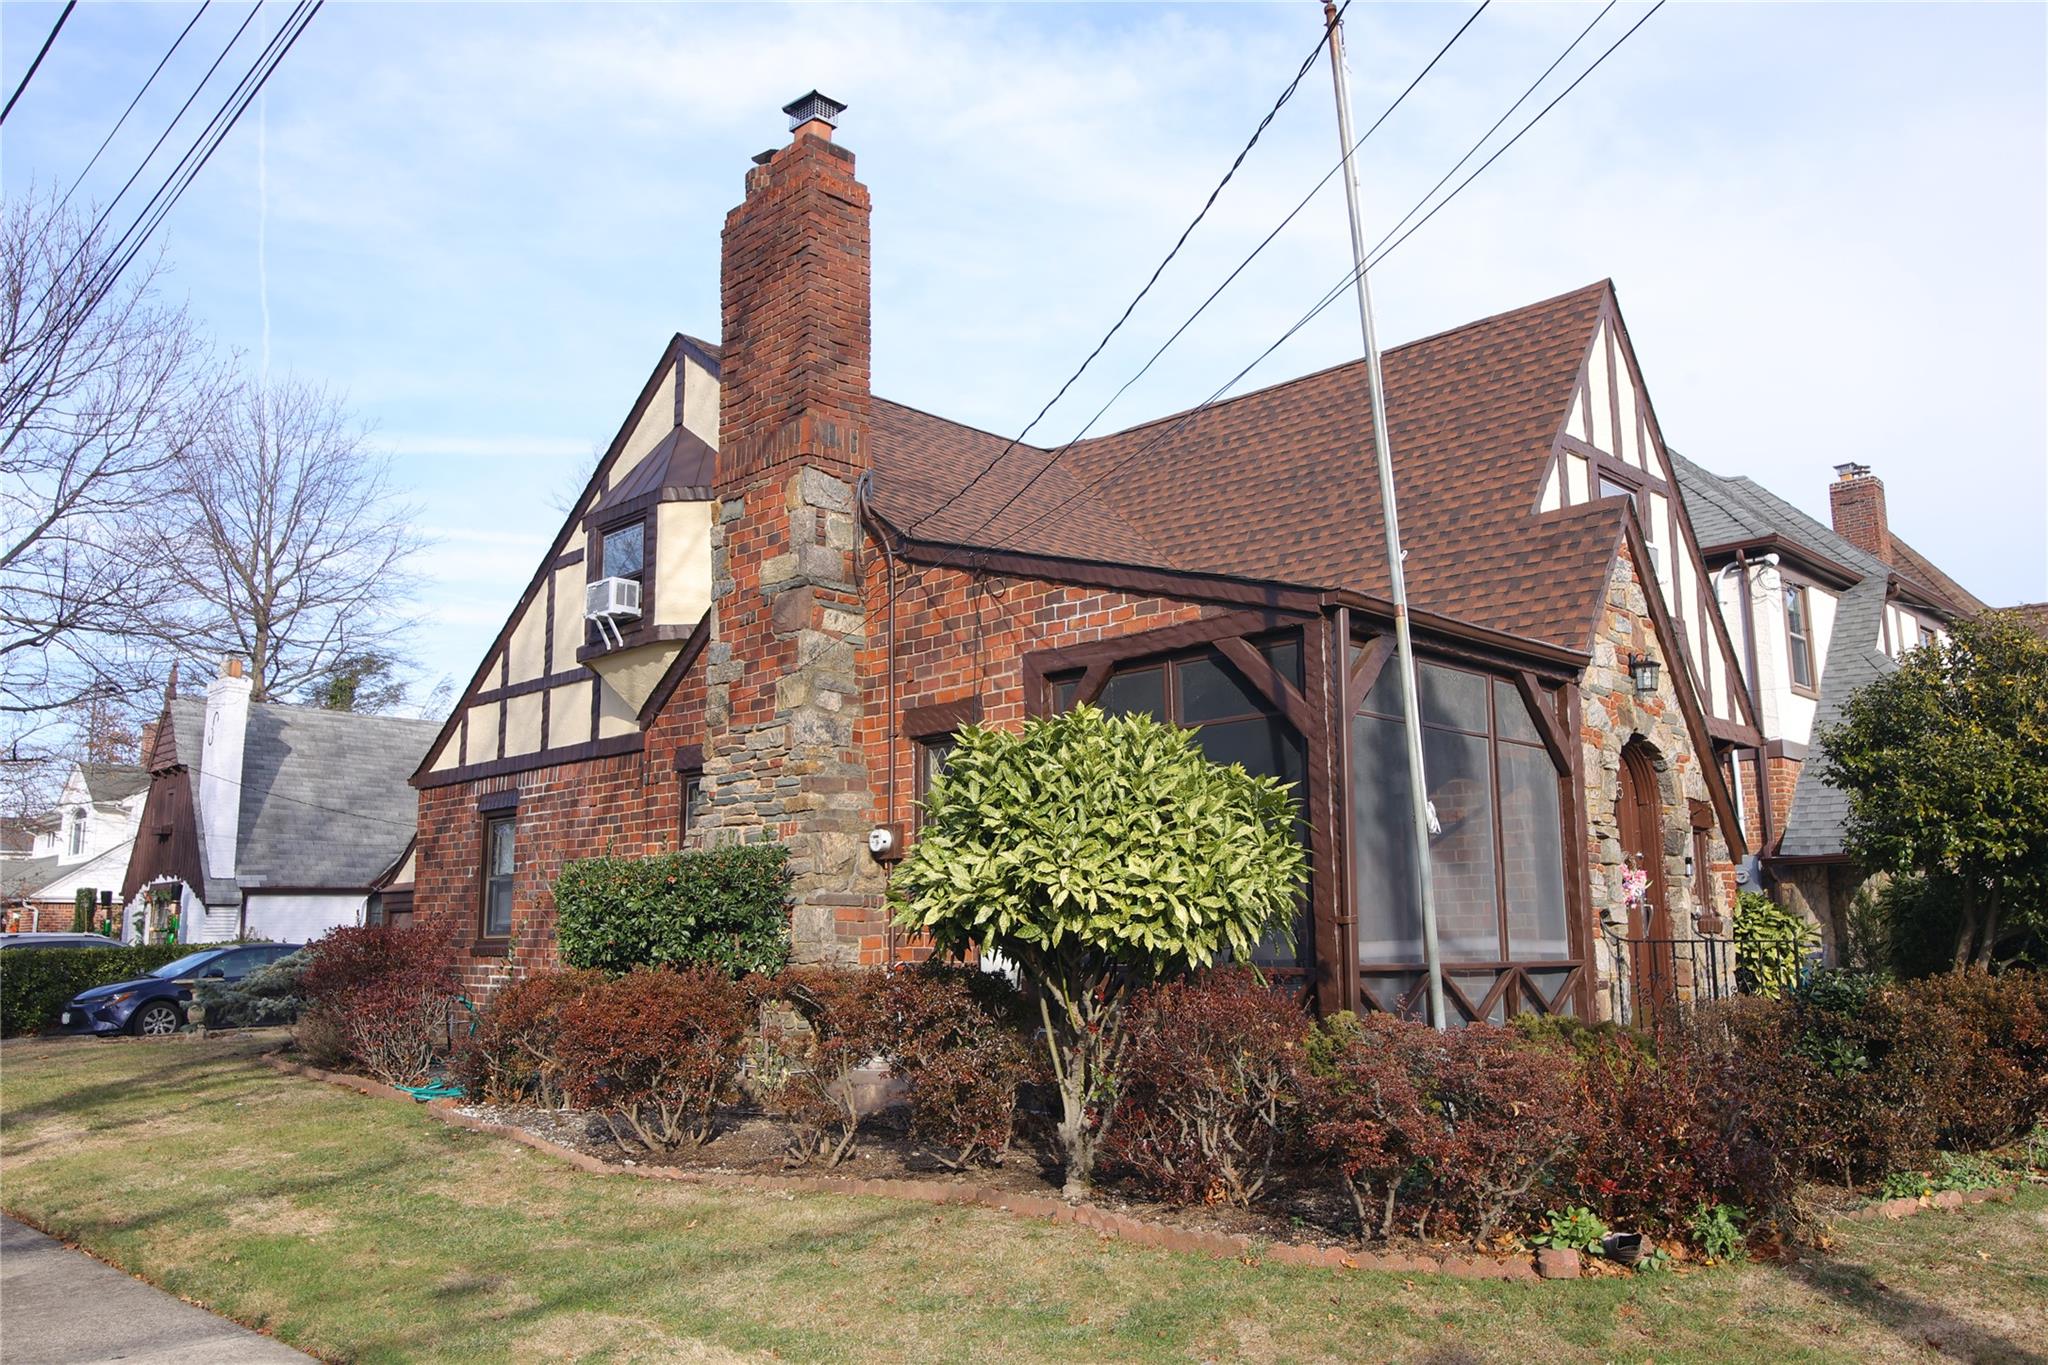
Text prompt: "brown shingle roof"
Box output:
[[1887, 535, 1987, 619], [869, 282, 1627, 653]]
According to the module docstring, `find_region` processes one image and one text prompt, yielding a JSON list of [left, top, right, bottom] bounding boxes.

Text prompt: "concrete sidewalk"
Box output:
[[0, 1216, 312, 1363]]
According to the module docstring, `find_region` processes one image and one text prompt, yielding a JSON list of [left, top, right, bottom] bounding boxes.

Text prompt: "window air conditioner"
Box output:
[[585, 576, 642, 649]]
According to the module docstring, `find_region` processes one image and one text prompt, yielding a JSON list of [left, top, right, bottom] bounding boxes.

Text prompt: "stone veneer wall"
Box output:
[[1580, 550, 1737, 1020]]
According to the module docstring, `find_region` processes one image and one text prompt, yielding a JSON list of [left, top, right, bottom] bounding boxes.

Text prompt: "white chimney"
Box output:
[[198, 656, 252, 884]]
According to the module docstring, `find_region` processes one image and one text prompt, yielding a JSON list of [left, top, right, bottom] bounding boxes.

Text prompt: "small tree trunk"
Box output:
[[1974, 889, 2002, 970]]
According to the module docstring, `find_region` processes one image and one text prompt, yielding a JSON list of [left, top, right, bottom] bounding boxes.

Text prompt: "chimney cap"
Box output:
[[1834, 461, 1873, 481], [782, 90, 847, 131]]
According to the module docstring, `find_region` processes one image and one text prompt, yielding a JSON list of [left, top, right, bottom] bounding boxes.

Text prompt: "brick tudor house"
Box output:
[[411, 95, 1770, 1025]]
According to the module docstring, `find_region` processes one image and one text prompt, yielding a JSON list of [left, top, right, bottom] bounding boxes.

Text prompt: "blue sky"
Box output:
[[4, 1, 2043, 710]]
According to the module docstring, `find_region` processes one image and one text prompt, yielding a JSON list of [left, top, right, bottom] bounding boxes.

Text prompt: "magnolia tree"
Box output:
[[890, 705, 1307, 1197], [1820, 611, 2048, 968]]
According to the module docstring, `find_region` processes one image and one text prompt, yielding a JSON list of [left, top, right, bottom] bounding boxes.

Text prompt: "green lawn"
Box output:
[[3, 1035, 2044, 1364]]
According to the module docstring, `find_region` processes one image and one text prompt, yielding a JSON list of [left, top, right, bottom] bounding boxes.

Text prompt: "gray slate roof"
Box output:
[[168, 698, 439, 897], [1, 854, 61, 900], [1669, 453, 1899, 860], [79, 762, 149, 807]]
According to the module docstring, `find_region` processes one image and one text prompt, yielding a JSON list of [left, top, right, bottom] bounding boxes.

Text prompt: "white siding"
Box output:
[[243, 893, 366, 945]]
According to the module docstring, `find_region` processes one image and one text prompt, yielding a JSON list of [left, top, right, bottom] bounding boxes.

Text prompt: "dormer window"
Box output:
[[600, 519, 646, 583], [67, 806, 87, 856]]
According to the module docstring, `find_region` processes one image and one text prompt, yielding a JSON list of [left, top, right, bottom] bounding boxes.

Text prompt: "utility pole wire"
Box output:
[[904, 0, 1352, 535], [991, 0, 1665, 556], [57, 2, 214, 216], [0, 0, 78, 126], [952, 0, 1491, 557], [1323, 0, 1444, 1030]]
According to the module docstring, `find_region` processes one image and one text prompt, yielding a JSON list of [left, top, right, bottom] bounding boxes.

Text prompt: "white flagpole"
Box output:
[[1323, 1, 1447, 1029]]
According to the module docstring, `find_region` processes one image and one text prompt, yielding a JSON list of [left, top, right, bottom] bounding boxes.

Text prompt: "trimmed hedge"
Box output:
[[555, 844, 792, 977], [0, 943, 192, 1037]]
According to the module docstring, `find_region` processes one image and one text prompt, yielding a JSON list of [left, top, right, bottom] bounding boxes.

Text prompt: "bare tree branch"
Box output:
[[146, 375, 427, 705], [1, 190, 207, 737]]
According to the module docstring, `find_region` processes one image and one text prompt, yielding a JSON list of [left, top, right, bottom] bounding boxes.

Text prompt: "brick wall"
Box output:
[[413, 669, 707, 996]]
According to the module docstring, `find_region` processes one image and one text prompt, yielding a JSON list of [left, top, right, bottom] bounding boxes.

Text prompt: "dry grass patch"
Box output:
[[3, 1038, 2045, 1364]]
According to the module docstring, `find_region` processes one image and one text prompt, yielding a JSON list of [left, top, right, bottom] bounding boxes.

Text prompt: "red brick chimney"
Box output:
[[696, 92, 884, 965], [716, 90, 871, 487], [1829, 462, 1891, 563]]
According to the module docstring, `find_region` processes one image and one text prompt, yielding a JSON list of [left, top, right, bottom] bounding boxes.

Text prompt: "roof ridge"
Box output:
[[1066, 279, 1612, 450], [871, 395, 1050, 453]]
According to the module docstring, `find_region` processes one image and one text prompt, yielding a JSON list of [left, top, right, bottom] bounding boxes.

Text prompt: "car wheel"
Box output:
[[131, 1002, 182, 1037]]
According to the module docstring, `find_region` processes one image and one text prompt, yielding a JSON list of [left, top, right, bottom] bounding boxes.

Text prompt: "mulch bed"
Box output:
[[257, 1048, 2023, 1283]]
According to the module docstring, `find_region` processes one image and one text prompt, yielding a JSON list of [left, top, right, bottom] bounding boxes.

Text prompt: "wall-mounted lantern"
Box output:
[[1628, 652, 1661, 696]]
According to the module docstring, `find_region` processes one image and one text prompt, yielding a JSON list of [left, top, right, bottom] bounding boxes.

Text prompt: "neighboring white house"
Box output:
[[120, 658, 441, 945], [0, 762, 149, 931]]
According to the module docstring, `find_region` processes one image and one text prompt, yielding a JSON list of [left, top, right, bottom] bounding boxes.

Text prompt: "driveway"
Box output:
[[1, 1216, 312, 1363]]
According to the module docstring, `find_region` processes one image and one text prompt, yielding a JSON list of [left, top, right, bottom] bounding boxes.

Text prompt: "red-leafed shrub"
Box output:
[[1424, 1023, 1583, 1245], [1296, 1012, 1435, 1240], [873, 963, 1036, 1169], [452, 969, 605, 1108], [555, 967, 751, 1150], [1101, 970, 1311, 1208], [760, 968, 893, 1167], [1565, 1032, 1732, 1237], [297, 924, 459, 1086], [1901, 969, 2048, 1151]]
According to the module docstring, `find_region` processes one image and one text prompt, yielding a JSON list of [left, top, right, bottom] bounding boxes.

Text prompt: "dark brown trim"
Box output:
[[1688, 797, 1715, 831], [411, 335, 698, 786], [369, 835, 416, 892], [672, 743, 704, 773], [1321, 588, 1588, 674], [1620, 520, 1749, 859], [1347, 634, 1394, 711], [1213, 636, 1314, 735], [888, 533, 1327, 615], [1697, 534, 1859, 592], [471, 668, 588, 706], [477, 788, 520, 813], [1706, 713, 1765, 748], [1562, 681, 1595, 1019], [1511, 670, 1572, 776], [478, 804, 517, 944], [1764, 737, 1809, 761], [1024, 609, 1305, 701], [470, 939, 510, 958], [417, 733, 645, 790], [576, 621, 697, 666], [1326, 608, 1357, 1016], [635, 620, 710, 726], [901, 696, 983, 739], [551, 548, 585, 570]]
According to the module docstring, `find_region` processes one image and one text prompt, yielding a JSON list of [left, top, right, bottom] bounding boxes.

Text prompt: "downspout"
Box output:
[[1732, 549, 1774, 859], [1332, 606, 1356, 1015], [860, 473, 899, 965]]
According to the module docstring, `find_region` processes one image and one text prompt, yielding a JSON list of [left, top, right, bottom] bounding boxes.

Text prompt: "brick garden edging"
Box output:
[[259, 1051, 1566, 1282], [1838, 1187, 2018, 1222]]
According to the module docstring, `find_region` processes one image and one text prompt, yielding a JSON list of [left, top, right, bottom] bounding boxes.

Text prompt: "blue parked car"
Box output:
[[59, 943, 303, 1037]]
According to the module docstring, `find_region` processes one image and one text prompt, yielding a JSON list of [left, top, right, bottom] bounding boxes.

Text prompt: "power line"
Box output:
[[50, 0, 264, 303], [0, 0, 77, 126], [905, 0, 1352, 534], [952, 0, 1493, 557], [86, 2, 320, 317], [57, 2, 214, 216], [991, 1, 1667, 554]]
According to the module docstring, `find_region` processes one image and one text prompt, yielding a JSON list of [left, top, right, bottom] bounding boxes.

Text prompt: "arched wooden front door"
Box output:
[[1616, 740, 1675, 1023]]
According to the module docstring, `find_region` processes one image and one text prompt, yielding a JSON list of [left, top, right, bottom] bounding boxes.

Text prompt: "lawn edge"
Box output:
[[260, 1050, 1567, 1282]]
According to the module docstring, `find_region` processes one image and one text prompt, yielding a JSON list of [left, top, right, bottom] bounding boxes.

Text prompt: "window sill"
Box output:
[[575, 622, 695, 665]]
